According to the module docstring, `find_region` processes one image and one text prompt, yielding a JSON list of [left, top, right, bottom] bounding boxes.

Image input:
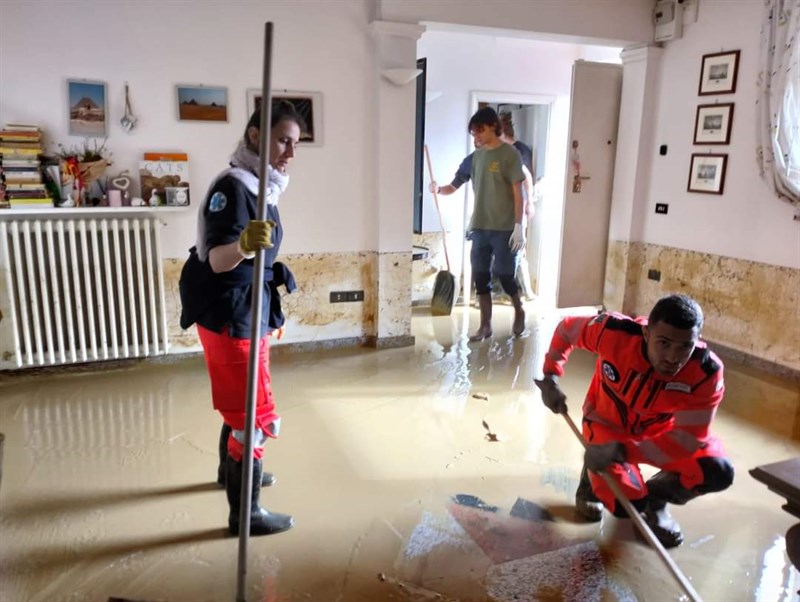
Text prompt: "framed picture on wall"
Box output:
[[246, 89, 322, 146], [176, 84, 228, 122], [693, 103, 734, 144], [67, 79, 107, 137], [687, 153, 728, 194], [698, 50, 740, 95]]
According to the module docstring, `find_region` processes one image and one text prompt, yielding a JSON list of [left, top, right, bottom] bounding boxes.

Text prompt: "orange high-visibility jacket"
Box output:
[[543, 313, 724, 466]]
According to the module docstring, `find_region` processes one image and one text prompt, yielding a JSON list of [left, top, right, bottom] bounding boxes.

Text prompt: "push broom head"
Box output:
[[431, 270, 457, 316]]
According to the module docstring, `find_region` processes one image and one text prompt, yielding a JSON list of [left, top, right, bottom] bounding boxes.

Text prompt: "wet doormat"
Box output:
[[485, 540, 636, 602], [447, 494, 582, 564]]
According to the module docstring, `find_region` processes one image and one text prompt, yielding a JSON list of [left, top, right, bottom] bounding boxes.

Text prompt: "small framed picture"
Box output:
[[693, 103, 734, 145], [687, 153, 728, 195], [67, 79, 107, 137], [176, 85, 228, 122], [698, 50, 740, 96], [246, 89, 322, 146]]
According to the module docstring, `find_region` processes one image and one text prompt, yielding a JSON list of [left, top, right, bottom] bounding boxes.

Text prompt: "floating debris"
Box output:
[[472, 392, 490, 401], [482, 419, 500, 442]]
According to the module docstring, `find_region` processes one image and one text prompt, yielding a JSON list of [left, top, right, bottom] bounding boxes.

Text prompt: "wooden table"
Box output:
[[750, 457, 800, 570]]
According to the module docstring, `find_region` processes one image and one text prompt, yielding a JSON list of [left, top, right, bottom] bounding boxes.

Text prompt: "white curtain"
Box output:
[[756, 0, 800, 206]]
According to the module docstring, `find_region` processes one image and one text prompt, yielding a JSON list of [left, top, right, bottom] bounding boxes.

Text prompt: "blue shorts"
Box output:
[[469, 229, 518, 276]]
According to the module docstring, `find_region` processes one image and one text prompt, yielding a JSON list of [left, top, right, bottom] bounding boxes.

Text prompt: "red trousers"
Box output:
[[584, 421, 726, 510], [197, 325, 279, 461]]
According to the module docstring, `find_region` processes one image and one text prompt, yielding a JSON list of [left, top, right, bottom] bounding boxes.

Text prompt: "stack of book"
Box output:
[[0, 124, 50, 209]]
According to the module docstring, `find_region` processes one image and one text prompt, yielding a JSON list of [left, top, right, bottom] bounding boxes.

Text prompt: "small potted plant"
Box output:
[[54, 139, 113, 206]]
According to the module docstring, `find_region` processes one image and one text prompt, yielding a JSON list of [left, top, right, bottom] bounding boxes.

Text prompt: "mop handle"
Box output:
[[423, 144, 451, 274], [237, 21, 274, 602], [560, 411, 702, 602]]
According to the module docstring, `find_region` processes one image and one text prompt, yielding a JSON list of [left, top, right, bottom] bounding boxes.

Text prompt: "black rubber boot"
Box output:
[[643, 497, 684, 548], [225, 455, 293, 536], [575, 465, 603, 522], [469, 294, 493, 342], [642, 471, 696, 548], [217, 424, 275, 487], [646, 471, 700, 505]]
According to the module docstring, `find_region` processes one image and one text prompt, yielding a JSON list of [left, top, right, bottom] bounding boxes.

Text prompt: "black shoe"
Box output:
[[642, 499, 683, 548], [217, 424, 275, 487], [225, 456, 293, 537], [575, 465, 603, 522]]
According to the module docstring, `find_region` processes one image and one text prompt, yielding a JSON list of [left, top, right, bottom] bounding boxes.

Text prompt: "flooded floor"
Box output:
[[1, 305, 799, 602]]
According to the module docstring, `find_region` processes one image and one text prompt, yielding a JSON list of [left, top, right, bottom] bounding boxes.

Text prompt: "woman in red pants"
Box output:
[[179, 101, 303, 536]]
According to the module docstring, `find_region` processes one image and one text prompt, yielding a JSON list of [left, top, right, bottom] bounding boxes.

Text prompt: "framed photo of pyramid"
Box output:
[[67, 79, 107, 137]]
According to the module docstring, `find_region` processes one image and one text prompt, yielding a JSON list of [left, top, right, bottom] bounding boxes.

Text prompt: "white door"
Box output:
[[557, 61, 622, 308]]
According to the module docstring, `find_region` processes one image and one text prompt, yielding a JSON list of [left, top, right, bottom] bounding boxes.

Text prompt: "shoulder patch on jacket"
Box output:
[[604, 315, 643, 336], [692, 346, 721, 376]]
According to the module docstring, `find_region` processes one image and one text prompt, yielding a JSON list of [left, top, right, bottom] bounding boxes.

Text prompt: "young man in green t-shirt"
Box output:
[[466, 107, 526, 341]]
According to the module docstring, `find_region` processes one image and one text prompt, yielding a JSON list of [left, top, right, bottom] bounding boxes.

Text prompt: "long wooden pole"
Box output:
[[423, 144, 451, 273], [559, 411, 702, 602], [236, 21, 274, 602]]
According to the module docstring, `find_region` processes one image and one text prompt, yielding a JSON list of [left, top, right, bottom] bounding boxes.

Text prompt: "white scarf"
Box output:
[[195, 142, 289, 261]]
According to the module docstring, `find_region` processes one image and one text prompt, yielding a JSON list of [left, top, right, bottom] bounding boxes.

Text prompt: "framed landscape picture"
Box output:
[[67, 79, 107, 137], [176, 85, 228, 122], [693, 103, 734, 145], [698, 50, 740, 96], [687, 153, 728, 195], [246, 89, 322, 146]]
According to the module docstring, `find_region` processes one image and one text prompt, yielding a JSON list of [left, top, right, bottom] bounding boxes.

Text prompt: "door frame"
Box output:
[[463, 91, 555, 306]]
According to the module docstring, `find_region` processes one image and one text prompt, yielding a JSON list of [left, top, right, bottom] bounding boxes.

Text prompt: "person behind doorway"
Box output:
[[464, 107, 526, 341], [431, 137, 536, 305], [179, 101, 303, 537], [499, 112, 536, 301], [535, 294, 734, 548]]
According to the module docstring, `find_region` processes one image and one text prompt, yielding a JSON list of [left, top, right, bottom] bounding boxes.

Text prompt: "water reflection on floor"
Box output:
[[0, 305, 798, 601]]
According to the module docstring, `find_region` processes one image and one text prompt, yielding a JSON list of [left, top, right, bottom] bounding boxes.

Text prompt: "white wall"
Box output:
[[418, 30, 621, 302], [0, 0, 375, 259], [640, 0, 800, 269]]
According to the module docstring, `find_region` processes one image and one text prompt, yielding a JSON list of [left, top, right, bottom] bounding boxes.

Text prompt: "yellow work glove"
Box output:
[[238, 219, 275, 258]]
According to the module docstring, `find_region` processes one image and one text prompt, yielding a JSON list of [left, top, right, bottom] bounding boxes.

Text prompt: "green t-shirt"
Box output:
[[469, 143, 525, 231]]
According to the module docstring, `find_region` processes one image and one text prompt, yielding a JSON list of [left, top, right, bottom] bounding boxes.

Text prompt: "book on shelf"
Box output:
[[8, 201, 51, 206], [139, 155, 190, 207], [1, 159, 40, 168], [3, 123, 40, 132], [0, 146, 40, 156], [143, 152, 188, 162], [3, 176, 43, 185], [4, 183, 46, 191]]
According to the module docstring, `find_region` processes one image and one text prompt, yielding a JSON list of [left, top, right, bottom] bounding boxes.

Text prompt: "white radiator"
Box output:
[[0, 217, 169, 368]]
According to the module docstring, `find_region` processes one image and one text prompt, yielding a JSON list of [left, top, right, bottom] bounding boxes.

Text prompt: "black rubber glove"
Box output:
[[534, 375, 567, 414], [585, 441, 626, 472]]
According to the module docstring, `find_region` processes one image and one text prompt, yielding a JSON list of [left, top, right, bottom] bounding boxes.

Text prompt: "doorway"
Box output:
[[464, 92, 555, 306]]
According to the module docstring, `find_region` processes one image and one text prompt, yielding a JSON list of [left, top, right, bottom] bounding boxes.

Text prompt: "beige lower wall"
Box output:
[[604, 240, 800, 372], [165, 251, 411, 353]]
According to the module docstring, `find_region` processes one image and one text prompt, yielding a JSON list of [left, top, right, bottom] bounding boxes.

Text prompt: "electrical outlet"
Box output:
[[330, 290, 364, 303], [655, 203, 669, 214], [648, 269, 661, 282]]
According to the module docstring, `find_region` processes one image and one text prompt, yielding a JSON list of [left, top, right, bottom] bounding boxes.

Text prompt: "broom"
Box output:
[[533, 382, 702, 602], [424, 144, 457, 316]]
